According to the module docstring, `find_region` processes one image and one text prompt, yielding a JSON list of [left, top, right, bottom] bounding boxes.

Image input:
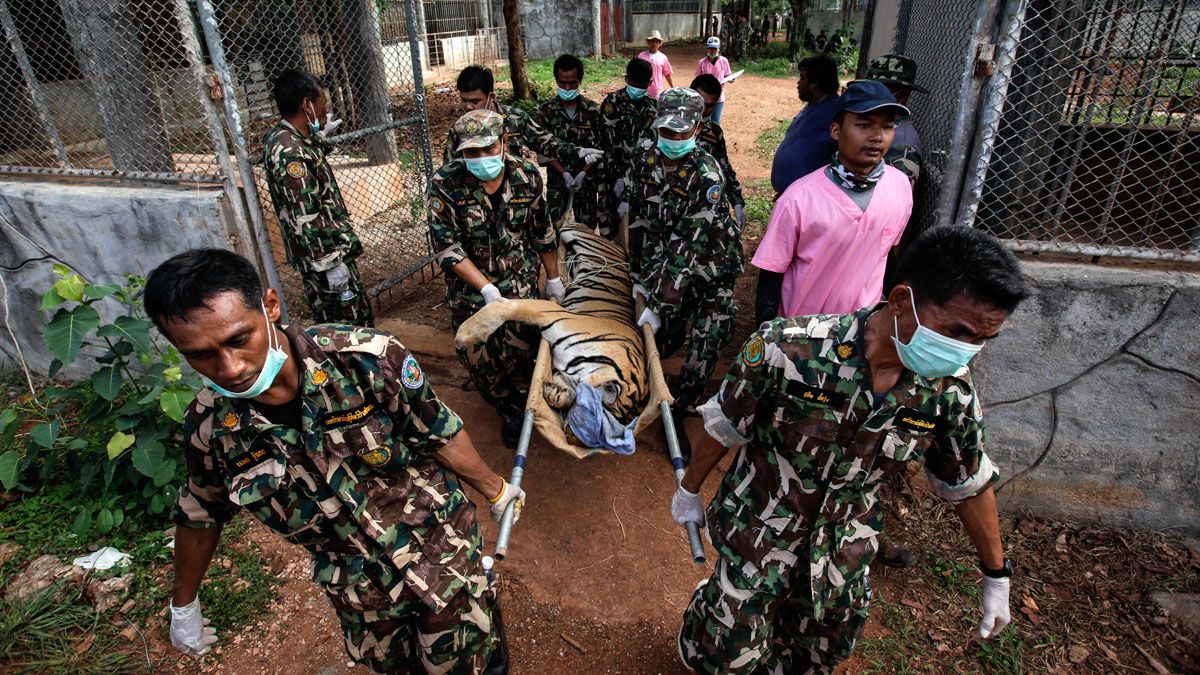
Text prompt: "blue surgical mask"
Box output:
[[557, 87, 580, 101], [304, 102, 320, 135], [891, 288, 984, 378], [657, 133, 696, 160], [202, 302, 289, 399], [465, 153, 504, 181], [626, 84, 647, 100]]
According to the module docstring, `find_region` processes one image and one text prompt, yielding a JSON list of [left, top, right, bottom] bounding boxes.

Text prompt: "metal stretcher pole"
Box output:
[[641, 320, 706, 565], [494, 338, 553, 560]]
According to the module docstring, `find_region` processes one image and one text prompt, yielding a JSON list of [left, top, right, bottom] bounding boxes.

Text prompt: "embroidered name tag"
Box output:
[[670, 186, 689, 198], [894, 407, 948, 433], [229, 443, 272, 473], [785, 382, 847, 408], [639, 176, 660, 187], [320, 403, 375, 429], [456, 198, 478, 207], [510, 196, 533, 204]]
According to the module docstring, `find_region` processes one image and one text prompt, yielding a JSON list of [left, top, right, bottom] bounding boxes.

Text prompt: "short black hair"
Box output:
[[273, 68, 322, 116], [896, 226, 1031, 312], [797, 55, 839, 96], [554, 54, 585, 80], [625, 57, 652, 86], [690, 74, 722, 98], [457, 65, 494, 95], [144, 249, 264, 332]]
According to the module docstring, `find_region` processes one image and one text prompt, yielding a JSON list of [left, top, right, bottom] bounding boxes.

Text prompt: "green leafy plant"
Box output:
[[0, 265, 197, 538]]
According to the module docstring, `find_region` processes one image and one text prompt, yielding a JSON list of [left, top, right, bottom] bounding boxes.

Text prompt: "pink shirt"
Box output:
[[694, 55, 732, 102], [638, 50, 674, 99], [751, 165, 912, 318]]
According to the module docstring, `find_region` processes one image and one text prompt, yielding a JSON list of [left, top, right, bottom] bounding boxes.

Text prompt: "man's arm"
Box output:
[[172, 525, 222, 605], [539, 250, 560, 280], [754, 270, 784, 325], [955, 486, 1004, 569], [680, 432, 732, 493], [434, 430, 504, 500], [450, 258, 492, 291]]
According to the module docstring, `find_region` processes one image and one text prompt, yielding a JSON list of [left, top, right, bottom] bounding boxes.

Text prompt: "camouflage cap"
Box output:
[[652, 87, 704, 132], [866, 53, 929, 94], [453, 109, 504, 152]]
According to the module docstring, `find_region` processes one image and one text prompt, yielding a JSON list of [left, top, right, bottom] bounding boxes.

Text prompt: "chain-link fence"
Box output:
[[0, 0, 228, 182], [971, 0, 1199, 261], [382, 0, 502, 82]]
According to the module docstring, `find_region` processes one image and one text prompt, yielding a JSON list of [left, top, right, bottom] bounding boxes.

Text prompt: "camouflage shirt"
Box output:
[[885, 120, 924, 185], [173, 324, 483, 611], [261, 120, 363, 273], [444, 102, 577, 165], [697, 306, 998, 618], [635, 121, 745, 208], [534, 95, 603, 173], [597, 88, 658, 185], [427, 155, 556, 313], [628, 146, 744, 318]]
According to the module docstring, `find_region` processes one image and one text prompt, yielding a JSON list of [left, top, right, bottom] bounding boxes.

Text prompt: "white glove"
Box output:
[[169, 597, 218, 655], [489, 479, 526, 523], [578, 147, 604, 166], [613, 178, 626, 198], [322, 114, 343, 136], [631, 284, 648, 304], [637, 307, 662, 334], [569, 171, 587, 192], [325, 263, 351, 292], [480, 283, 508, 305], [733, 204, 746, 228], [977, 576, 1011, 639], [561, 172, 578, 191], [671, 485, 704, 526], [545, 277, 565, 304], [617, 201, 629, 218]]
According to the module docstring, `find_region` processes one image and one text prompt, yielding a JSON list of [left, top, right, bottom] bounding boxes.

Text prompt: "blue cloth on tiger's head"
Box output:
[[566, 382, 638, 455]]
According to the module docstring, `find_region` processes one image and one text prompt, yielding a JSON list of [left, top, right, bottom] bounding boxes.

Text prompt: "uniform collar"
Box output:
[[277, 119, 316, 150]]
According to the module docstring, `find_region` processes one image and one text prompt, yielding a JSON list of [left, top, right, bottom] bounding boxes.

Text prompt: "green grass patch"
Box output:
[[498, 56, 631, 109], [755, 117, 791, 163], [741, 179, 775, 241], [739, 57, 796, 79], [0, 584, 140, 673]]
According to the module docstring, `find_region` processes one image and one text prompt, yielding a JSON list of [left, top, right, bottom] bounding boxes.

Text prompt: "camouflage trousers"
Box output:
[[452, 310, 539, 421], [656, 280, 737, 410], [678, 556, 871, 674], [299, 260, 375, 327], [547, 173, 606, 232], [325, 569, 498, 674]]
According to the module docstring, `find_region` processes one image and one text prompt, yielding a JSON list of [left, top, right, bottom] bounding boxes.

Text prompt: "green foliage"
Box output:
[[499, 56, 630, 110], [200, 541, 280, 631], [0, 267, 197, 541], [0, 584, 138, 673]]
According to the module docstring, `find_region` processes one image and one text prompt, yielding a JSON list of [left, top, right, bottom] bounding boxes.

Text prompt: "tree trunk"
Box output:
[[503, 0, 531, 100], [58, 0, 173, 173], [705, 0, 713, 36], [788, 0, 808, 61]]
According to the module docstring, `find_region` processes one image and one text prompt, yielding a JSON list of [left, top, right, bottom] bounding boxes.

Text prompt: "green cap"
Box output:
[[652, 87, 704, 132], [866, 53, 929, 94], [453, 109, 504, 151]]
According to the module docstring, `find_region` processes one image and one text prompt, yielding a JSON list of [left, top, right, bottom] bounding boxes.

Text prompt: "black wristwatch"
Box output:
[[980, 558, 1013, 579]]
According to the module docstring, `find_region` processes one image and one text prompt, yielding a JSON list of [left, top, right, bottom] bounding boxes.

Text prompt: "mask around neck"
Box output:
[[202, 303, 289, 399]]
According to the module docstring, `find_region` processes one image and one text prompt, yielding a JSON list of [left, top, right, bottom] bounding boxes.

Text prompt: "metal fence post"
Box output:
[[406, 0, 435, 180], [0, 0, 70, 168], [194, 0, 289, 322]]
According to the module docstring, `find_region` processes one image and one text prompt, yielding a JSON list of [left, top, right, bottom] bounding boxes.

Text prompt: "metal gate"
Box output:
[[197, 0, 437, 319], [896, 0, 1199, 264]]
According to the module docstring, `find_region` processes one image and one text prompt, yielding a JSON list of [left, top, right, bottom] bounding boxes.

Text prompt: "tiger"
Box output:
[[453, 224, 648, 425]]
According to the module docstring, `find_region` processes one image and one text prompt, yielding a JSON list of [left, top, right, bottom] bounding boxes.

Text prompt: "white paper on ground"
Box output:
[[72, 546, 132, 570]]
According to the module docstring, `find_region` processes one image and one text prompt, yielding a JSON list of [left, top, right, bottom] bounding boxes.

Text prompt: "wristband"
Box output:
[[980, 558, 1013, 579], [487, 480, 508, 504]]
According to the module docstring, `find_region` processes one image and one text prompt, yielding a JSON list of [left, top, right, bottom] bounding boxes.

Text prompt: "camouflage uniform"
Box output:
[[261, 120, 374, 326], [629, 89, 744, 409], [868, 53, 928, 186], [534, 94, 607, 230], [597, 87, 657, 238], [635, 120, 745, 219], [679, 306, 999, 673], [443, 101, 578, 166], [173, 324, 495, 673], [428, 114, 555, 421]]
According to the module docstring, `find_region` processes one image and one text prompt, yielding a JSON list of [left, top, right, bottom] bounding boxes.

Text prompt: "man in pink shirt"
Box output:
[[638, 30, 674, 99], [694, 37, 733, 123], [752, 80, 913, 319]]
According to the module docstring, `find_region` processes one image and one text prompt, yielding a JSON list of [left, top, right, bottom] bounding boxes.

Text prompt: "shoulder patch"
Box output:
[[603, 102, 615, 115], [429, 196, 445, 213], [286, 160, 306, 178], [358, 446, 392, 467], [706, 184, 723, 205], [740, 334, 766, 368], [401, 354, 425, 389]]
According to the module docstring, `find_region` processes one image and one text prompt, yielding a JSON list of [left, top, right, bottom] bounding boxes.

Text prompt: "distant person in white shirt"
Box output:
[[638, 30, 674, 99]]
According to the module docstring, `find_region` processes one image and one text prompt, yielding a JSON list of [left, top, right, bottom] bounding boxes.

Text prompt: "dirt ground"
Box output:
[[155, 47, 1200, 674]]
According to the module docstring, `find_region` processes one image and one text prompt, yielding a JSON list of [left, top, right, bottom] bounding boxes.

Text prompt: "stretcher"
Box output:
[[492, 210, 705, 566]]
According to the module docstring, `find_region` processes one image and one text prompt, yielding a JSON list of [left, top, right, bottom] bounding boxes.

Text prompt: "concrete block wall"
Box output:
[[977, 262, 1199, 535]]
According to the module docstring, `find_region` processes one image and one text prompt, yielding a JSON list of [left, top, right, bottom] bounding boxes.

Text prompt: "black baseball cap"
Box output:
[[839, 80, 910, 118]]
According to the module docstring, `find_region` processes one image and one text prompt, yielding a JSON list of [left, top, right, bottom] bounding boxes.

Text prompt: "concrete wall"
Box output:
[[630, 13, 705, 43], [521, 0, 599, 59], [976, 262, 1199, 535], [0, 178, 248, 375]]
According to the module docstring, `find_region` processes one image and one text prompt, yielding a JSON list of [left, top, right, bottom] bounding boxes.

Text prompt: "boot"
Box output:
[[877, 535, 918, 567], [482, 603, 509, 675]]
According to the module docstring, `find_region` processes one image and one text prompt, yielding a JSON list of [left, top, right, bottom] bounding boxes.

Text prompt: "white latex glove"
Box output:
[[977, 576, 1011, 639], [325, 263, 351, 292], [637, 307, 662, 334], [480, 283, 508, 305], [617, 201, 629, 218], [322, 114, 343, 136], [631, 284, 649, 304], [169, 598, 218, 655], [569, 171, 587, 191], [489, 479, 526, 523], [671, 485, 704, 526], [733, 204, 746, 228], [613, 178, 626, 198], [545, 277, 565, 304], [577, 147, 604, 166]]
